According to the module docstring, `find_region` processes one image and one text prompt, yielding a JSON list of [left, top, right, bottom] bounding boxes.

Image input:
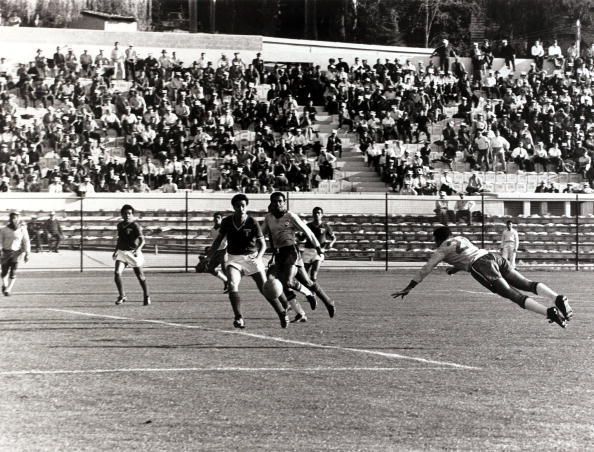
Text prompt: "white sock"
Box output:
[[6, 278, 16, 292], [298, 285, 312, 297], [524, 297, 548, 316], [535, 283, 558, 303], [288, 298, 306, 316]]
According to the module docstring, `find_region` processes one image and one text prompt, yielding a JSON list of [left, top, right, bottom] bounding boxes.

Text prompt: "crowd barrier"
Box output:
[[6, 192, 594, 272]]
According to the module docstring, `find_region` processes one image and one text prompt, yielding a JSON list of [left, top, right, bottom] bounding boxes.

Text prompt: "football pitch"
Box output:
[[1, 269, 592, 451]]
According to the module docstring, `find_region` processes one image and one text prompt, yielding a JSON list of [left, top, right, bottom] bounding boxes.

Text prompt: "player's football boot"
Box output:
[[143, 296, 151, 306], [279, 312, 289, 329], [324, 301, 336, 318], [306, 294, 317, 310], [115, 295, 127, 305], [290, 313, 307, 323], [1, 285, 7, 296], [546, 307, 567, 328], [555, 295, 573, 321], [233, 317, 245, 329]]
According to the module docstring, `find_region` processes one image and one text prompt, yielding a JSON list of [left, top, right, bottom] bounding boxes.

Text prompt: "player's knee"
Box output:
[[228, 281, 239, 292]]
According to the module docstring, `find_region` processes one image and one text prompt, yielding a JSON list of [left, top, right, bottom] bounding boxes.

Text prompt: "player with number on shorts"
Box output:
[[113, 204, 151, 306], [392, 226, 574, 328]]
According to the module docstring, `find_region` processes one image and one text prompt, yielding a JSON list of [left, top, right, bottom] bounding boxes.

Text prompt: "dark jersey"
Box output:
[[220, 215, 263, 255], [116, 221, 142, 251], [304, 221, 335, 248]]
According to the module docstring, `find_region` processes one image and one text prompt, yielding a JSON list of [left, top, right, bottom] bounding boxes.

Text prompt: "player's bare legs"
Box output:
[[114, 261, 127, 304], [252, 270, 289, 327], [503, 268, 573, 321], [1, 263, 17, 295], [225, 266, 244, 328], [283, 261, 334, 318], [133, 267, 151, 305], [277, 262, 307, 321]]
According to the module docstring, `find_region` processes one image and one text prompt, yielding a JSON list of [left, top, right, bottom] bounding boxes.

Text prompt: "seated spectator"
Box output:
[[466, 172, 486, 195]]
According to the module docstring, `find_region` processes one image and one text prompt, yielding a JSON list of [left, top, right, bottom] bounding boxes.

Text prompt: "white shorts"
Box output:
[[226, 253, 265, 276], [114, 250, 145, 268], [301, 248, 324, 265]]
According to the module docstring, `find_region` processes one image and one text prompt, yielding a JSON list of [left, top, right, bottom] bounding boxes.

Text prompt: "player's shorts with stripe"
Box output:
[[301, 247, 323, 265], [276, 245, 304, 268], [114, 250, 145, 268], [470, 253, 511, 290], [226, 253, 264, 276], [207, 249, 227, 272]]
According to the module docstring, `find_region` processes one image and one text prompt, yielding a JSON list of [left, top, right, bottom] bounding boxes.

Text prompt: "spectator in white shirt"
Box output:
[[531, 40, 545, 70], [500, 220, 519, 268]]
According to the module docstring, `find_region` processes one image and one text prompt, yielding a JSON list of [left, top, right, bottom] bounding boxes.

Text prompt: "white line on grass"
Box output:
[[0, 366, 466, 376], [46, 308, 482, 370]]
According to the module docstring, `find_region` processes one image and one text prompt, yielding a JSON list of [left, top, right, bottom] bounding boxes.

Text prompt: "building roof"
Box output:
[[80, 10, 137, 23]]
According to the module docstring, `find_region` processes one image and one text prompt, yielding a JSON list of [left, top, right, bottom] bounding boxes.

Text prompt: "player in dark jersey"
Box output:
[[209, 193, 289, 329], [302, 206, 336, 282], [113, 204, 151, 306]]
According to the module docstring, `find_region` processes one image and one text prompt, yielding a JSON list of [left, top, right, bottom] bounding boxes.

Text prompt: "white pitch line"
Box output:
[[46, 308, 481, 370], [0, 366, 464, 376], [458, 289, 496, 296]]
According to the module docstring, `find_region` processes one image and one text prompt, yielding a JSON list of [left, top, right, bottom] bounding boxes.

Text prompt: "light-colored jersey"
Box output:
[[0, 223, 31, 253], [262, 211, 320, 249], [501, 229, 519, 248], [209, 226, 227, 251], [413, 235, 488, 283]]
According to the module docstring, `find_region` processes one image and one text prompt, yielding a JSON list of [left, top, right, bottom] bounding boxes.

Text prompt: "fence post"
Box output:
[[185, 191, 189, 273], [79, 196, 84, 273], [481, 193, 485, 249], [385, 192, 389, 271], [575, 193, 580, 271]]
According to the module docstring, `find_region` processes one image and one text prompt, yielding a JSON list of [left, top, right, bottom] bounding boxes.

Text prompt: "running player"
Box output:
[[0, 212, 31, 296], [202, 212, 229, 292], [262, 192, 336, 321], [301, 206, 336, 282], [113, 204, 151, 306], [208, 193, 289, 329], [392, 226, 573, 328]]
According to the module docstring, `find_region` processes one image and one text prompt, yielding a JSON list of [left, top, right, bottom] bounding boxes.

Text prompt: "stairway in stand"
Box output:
[[312, 110, 388, 193]]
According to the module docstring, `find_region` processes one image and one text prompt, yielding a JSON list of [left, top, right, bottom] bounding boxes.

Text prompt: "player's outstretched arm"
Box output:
[[391, 280, 418, 300]]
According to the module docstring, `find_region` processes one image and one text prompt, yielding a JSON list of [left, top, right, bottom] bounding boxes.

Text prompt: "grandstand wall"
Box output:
[[0, 26, 541, 72], [5, 193, 593, 217]]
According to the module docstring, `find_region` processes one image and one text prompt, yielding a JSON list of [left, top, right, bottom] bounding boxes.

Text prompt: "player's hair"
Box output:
[[231, 193, 249, 207], [433, 226, 451, 243], [270, 191, 285, 202], [313, 206, 324, 215], [9, 211, 19, 219], [120, 204, 135, 215], [213, 212, 222, 218], [506, 220, 513, 225]]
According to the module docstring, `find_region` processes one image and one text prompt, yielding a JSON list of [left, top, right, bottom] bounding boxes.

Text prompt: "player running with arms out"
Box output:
[[263, 192, 336, 321], [113, 204, 151, 306], [199, 212, 229, 293], [208, 193, 289, 329], [0, 211, 31, 296], [301, 206, 336, 283], [392, 226, 573, 328]]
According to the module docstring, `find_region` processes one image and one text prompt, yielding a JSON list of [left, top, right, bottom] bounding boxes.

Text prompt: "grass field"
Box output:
[[0, 269, 592, 451]]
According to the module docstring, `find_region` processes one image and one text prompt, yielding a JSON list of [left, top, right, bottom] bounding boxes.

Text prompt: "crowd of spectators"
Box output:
[[1, 36, 594, 196]]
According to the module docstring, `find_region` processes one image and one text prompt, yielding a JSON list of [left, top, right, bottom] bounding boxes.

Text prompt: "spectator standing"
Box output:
[[501, 220, 519, 268], [434, 191, 449, 224], [432, 39, 456, 75], [111, 42, 125, 80], [44, 211, 63, 253], [500, 39, 516, 72]]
